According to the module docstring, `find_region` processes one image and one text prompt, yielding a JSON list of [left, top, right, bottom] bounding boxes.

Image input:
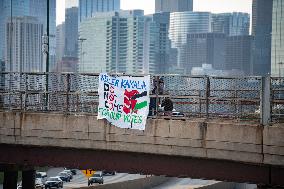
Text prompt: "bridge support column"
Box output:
[[3, 170, 18, 189], [22, 169, 35, 189]]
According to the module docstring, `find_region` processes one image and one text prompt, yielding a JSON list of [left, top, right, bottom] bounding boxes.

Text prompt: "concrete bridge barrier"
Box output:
[[0, 111, 283, 186]]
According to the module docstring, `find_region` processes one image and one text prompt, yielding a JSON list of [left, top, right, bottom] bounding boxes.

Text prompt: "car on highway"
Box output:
[[64, 168, 77, 175], [36, 171, 48, 182], [57, 172, 71, 182], [16, 178, 44, 189], [35, 178, 45, 189], [44, 176, 63, 189], [102, 170, 116, 176], [61, 170, 73, 179], [88, 172, 104, 186]]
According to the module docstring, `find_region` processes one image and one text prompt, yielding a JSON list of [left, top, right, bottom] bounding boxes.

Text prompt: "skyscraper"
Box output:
[[78, 10, 159, 74], [155, 0, 193, 13], [29, 0, 57, 71], [271, 0, 284, 76], [252, 0, 272, 76], [65, 7, 79, 58], [186, 33, 225, 72], [212, 12, 250, 36], [153, 12, 172, 73], [169, 12, 212, 72], [6, 16, 43, 72], [56, 23, 65, 64], [229, 12, 250, 36], [211, 13, 231, 35], [0, 0, 30, 61], [0, 0, 56, 71], [78, 0, 120, 23], [225, 35, 254, 75]]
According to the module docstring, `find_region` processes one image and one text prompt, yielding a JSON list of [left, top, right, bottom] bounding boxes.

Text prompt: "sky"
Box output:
[[57, 0, 252, 25]]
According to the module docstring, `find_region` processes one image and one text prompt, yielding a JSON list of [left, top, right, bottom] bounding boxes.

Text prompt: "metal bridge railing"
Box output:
[[0, 72, 283, 125]]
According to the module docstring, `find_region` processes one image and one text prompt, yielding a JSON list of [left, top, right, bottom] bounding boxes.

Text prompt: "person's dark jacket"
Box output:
[[161, 98, 173, 112]]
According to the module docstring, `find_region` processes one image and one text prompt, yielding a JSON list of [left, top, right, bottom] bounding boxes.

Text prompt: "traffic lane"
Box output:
[[63, 170, 145, 189], [46, 167, 65, 178], [151, 178, 218, 189]]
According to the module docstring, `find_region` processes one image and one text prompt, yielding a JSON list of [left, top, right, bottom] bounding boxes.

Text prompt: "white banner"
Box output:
[[98, 73, 150, 130]]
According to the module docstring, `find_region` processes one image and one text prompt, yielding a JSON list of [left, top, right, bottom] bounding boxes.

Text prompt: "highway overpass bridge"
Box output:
[[0, 72, 284, 188]]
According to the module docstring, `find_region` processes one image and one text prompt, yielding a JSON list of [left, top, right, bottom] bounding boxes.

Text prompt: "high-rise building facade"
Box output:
[[79, 0, 120, 23], [212, 12, 250, 36], [29, 0, 57, 71], [155, 0, 193, 13], [0, 0, 56, 71], [252, 0, 272, 76], [211, 13, 231, 35], [6, 16, 43, 72], [271, 0, 283, 77], [78, 10, 159, 74], [144, 16, 160, 74], [65, 7, 79, 58], [169, 12, 212, 72], [225, 35, 254, 75], [186, 33, 225, 73], [152, 12, 172, 73], [54, 57, 78, 72], [0, 0, 29, 61], [229, 12, 250, 36], [56, 23, 65, 64]]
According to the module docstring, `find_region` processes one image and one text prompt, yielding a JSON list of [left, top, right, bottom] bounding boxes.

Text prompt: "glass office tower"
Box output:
[[169, 11, 211, 73], [271, 0, 284, 76], [79, 0, 120, 23]]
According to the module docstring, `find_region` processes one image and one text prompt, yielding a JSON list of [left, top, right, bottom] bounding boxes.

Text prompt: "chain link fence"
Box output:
[[0, 72, 283, 124]]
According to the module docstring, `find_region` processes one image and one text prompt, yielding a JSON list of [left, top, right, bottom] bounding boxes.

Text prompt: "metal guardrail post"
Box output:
[[205, 76, 210, 118], [45, 73, 49, 111], [260, 76, 271, 125], [20, 73, 23, 110], [24, 73, 28, 111], [155, 76, 159, 117]]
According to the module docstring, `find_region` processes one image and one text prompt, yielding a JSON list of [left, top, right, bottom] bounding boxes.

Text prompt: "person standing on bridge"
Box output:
[[149, 77, 164, 116], [161, 96, 173, 116]]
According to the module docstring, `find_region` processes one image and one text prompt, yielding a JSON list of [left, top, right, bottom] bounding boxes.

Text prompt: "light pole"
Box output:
[[78, 38, 86, 72]]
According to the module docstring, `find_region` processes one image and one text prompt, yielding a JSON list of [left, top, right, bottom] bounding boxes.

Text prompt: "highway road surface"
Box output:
[[46, 168, 146, 188], [0, 169, 257, 189], [151, 178, 218, 189]]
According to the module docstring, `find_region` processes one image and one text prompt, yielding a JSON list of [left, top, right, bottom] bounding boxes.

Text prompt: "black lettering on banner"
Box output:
[[105, 101, 109, 108], [104, 83, 109, 108], [104, 83, 109, 91]]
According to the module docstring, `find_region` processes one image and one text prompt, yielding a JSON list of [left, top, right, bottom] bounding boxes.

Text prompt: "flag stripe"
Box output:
[[134, 101, 148, 110]]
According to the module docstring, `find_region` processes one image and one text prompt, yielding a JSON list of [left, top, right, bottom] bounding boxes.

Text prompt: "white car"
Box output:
[[36, 171, 47, 182], [44, 176, 63, 189]]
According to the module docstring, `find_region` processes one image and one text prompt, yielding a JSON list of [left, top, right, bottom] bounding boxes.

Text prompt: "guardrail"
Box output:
[[0, 72, 283, 124]]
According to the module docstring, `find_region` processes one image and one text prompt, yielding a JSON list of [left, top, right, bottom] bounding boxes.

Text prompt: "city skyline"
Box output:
[[57, 0, 252, 25]]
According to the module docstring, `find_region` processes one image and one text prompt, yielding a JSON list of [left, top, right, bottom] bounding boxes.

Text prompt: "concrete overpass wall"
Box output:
[[0, 112, 283, 167]]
